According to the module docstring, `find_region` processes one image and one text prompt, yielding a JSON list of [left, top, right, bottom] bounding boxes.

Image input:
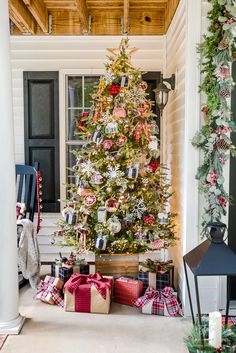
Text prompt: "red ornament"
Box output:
[[103, 139, 114, 150], [109, 84, 120, 95], [116, 135, 127, 146], [143, 214, 155, 225], [149, 161, 159, 172], [84, 195, 96, 207]]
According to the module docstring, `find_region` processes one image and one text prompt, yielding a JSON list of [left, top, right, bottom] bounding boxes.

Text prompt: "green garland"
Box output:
[[193, 0, 236, 233], [185, 318, 236, 352]]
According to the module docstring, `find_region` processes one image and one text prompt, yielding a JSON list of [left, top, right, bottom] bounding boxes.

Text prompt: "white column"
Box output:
[[0, 0, 25, 334]]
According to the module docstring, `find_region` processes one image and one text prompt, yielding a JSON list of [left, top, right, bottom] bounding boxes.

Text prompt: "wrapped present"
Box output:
[[114, 277, 143, 306], [139, 259, 174, 292], [36, 276, 64, 307], [51, 262, 89, 283], [64, 273, 113, 314], [134, 286, 180, 316]]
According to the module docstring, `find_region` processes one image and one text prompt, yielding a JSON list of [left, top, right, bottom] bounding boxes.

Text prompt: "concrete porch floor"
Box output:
[[1, 267, 190, 353]]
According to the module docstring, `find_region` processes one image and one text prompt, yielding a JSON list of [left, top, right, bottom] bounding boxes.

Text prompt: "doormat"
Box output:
[[0, 335, 7, 350]]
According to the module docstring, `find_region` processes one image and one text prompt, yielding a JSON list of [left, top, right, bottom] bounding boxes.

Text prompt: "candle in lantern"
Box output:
[[208, 311, 222, 348]]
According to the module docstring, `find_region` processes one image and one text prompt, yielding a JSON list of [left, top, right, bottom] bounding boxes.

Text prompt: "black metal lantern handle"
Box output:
[[206, 224, 228, 243]]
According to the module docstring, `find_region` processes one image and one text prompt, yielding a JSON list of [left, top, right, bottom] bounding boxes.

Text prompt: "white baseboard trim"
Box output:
[[0, 314, 25, 335]]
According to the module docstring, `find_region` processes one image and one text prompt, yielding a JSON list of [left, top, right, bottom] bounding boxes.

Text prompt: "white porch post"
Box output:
[[0, 0, 25, 334]]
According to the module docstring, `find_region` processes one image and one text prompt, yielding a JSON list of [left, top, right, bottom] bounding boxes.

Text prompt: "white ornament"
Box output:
[[104, 165, 124, 181], [148, 136, 158, 151], [107, 217, 121, 234], [105, 121, 119, 134], [80, 160, 94, 174], [132, 199, 147, 220], [158, 212, 169, 224]]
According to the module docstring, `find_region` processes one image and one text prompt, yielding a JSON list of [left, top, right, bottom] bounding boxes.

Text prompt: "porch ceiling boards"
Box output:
[[9, 0, 180, 36]]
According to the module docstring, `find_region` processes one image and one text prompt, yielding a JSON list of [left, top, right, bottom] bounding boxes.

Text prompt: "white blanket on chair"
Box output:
[[18, 219, 41, 289]]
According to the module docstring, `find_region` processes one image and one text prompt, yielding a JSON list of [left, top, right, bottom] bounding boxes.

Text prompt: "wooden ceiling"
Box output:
[[9, 0, 180, 36]]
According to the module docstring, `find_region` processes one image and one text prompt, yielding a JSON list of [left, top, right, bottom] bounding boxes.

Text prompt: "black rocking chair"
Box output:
[[16, 162, 39, 288]]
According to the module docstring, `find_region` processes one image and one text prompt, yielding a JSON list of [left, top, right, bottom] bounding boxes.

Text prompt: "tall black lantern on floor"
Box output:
[[183, 222, 236, 327]]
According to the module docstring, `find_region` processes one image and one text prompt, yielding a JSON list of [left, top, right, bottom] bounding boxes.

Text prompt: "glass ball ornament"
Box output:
[[107, 187, 112, 193]]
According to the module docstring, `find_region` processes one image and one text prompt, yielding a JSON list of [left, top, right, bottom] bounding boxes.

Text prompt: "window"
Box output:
[[65, 75, 100, 184]]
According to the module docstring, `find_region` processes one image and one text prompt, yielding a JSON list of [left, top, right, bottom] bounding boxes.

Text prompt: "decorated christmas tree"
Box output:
[[56, 39, 177, 254]]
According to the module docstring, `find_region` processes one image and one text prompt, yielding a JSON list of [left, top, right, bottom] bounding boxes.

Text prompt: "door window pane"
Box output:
[[84, 76, 100, 107], [68, 77, 82, 108]]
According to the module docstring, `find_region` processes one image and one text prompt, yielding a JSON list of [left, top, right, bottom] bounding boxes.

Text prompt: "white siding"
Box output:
[[165, 0, 187, 306]]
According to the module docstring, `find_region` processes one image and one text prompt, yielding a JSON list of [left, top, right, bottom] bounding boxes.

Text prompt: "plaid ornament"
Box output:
[[134, 286, 179, 316], [36, 276, 64, 308], [115, 277, 143, 306]]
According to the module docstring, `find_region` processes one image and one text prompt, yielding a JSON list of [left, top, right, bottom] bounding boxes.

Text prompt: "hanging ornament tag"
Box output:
[[148, 136, 158, 151], [84, 195, 97, 207], [97, 207, 107, 223]]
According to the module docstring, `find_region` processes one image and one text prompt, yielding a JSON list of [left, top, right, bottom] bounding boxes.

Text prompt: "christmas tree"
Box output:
[[56, 38, 177, 254]]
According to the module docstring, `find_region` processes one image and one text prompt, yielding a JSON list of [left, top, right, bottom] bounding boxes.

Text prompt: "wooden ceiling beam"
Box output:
[[75, 0, 89, 34], [22, 0, 48, 33], [123, 0, 129, 34], [9, 0, 36, 34]]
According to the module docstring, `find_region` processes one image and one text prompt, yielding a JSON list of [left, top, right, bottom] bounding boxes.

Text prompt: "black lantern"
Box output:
[[183, 222, 236, 329], [153, 74, 175, 116]]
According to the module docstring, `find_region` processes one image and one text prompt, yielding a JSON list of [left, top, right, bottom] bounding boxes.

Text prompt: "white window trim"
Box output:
[[59, 69, 104, 211]]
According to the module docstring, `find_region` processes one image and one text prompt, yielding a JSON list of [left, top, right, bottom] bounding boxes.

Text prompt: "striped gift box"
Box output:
[[138, 268, 174, 292], [115, 277, 143, 306]]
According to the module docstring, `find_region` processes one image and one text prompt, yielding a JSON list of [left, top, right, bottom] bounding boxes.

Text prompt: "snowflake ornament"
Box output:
[[104, 165, 124, 181], [132, 199, 147, 219], [80, 160, 94, 174]]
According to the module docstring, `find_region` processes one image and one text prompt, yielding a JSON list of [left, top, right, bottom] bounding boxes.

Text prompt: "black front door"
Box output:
[[24, 71, 60, 212]]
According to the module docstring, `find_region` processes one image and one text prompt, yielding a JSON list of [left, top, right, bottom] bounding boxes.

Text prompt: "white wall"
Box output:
[[164, 0, 187, 303], [164, 0, 202, 314], [10, 35, 165, 164]]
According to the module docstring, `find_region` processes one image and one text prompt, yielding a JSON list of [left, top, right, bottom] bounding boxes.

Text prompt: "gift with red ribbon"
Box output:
[[114, 277, 143, 306], [36, 275, 64, 308], [134, 286, 180, 316], [64, 273, 113, 313], [138, 259, 174, 292]]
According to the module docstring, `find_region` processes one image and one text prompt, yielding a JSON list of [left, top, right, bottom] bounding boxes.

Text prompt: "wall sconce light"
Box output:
[[153, 74, 176, 116]]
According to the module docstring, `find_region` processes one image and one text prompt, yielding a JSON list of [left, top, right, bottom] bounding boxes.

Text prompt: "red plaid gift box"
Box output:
[[115, 277, 143, 306], [134, 286, 180, 316], [64, 273, 113, 314], [36, 276, 64, 308]]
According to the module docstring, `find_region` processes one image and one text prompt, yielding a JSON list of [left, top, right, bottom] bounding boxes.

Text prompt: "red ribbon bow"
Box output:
[[64, 273, 111, 300]]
